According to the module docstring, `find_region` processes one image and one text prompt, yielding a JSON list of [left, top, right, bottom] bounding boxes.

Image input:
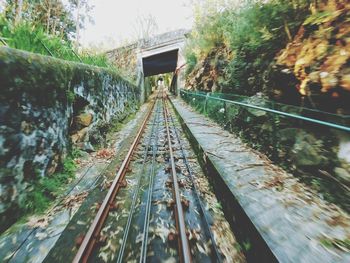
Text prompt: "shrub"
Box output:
[[0, 16, 113, 69], [23, 156, 77, 213], [185, 0, 312, 95]]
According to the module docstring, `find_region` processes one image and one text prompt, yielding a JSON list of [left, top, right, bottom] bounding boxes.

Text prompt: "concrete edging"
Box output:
[[169, 95, 350, 263], [169, 97, 278, 262]]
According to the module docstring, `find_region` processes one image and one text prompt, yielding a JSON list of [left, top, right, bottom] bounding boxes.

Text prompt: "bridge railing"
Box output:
[[179, 89, 350, 210]]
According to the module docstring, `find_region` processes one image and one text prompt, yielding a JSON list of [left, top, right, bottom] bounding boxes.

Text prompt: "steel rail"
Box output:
[[139, 100, 163, 262], [73, 99, 156, 263], [163, 92, 192, 263], [180, 89, 350, 133], [116, 97, 162, 263], [164, 98, 223, 262]]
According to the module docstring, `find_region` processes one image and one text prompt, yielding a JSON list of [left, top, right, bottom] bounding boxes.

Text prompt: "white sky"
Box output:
[[79, 0, 194, 49]]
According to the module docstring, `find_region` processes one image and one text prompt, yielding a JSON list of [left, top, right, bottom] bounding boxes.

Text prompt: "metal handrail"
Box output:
[[71, 48, 83, 62], [180, 89, 350, 133], [39, 39, 82, 63], [208, 91, 350, 119], [0, 36, 9, 46], [39, 39, 54, 56]]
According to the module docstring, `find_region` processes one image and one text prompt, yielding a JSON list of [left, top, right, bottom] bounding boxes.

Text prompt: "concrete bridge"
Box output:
[[106, 29, 189, 101]]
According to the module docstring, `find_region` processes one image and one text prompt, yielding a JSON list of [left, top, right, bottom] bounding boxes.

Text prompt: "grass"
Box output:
[[19, 109, 136, 218], [185, 0, 311, 95], [66, 90, 76, 103], [110, 111, 137, 133], [320, 237, 350, 252], [23, 155, 77, 214], [242, 240, 252, 252], [0, 16, 114, 69]]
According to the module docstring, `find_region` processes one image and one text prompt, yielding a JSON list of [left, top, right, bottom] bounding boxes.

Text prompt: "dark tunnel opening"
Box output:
[[142, 49, 178, 77]]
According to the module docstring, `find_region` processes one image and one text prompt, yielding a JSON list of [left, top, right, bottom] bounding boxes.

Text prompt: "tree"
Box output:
[[14, 0, 23, 25], [133, 13, 159, 40], [68, 0, 94, 46], [2, 0, 76, 39], [33, 1, 65, 33]]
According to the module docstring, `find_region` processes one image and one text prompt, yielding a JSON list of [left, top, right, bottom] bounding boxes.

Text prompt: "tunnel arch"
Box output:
[[106, 29, 189, 101], [142, 49, 179, 77]]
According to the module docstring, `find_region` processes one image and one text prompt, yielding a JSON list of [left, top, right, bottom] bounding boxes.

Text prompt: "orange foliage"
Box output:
[[276, 0, 350, 96]]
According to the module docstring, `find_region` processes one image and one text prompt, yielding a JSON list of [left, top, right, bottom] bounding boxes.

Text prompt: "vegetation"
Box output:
[[186, 0, 350, 112], [0, 1, 114, 69], [184, 0, 350, 212], [0, 17, 113, 68], [320, 237, 350, 252], [185, 0, 312, 95], [24, 155, 77, 213], [0, 46, 138, 231], [182, 86, 350, 213]]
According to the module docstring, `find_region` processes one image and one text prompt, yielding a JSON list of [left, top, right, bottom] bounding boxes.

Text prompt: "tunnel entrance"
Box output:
[[142, 49, 178, 77]]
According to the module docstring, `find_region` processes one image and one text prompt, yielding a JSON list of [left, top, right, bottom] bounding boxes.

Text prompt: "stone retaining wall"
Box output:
[[0, 47, 139, 231]]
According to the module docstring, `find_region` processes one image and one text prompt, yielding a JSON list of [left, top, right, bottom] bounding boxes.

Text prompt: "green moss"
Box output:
[[110, 111, 136, 133], [320, 237, 350, 251], [0, 47, 139, 233], [214, 201, 222, 210], [22, 156, 77, 214], [242, 240, 252, 252], [0, 47, 137, 107], [71, 147, 83, 159], [0, 18, 115, 69], [66, 90, 75, 103]]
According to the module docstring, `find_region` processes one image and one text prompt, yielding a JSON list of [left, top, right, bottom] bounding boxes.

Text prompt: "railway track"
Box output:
[[73, 90, 241, 263]]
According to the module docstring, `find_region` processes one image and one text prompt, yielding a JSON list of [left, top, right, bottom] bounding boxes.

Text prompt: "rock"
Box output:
[[337, 133, 350, 162], [46, 154, 60, 176], [89, 121, 109, 146], [243, 93, 268, 117], [0, 47, 139, 233], [293, 141, 323, 166], [71, 133, 80, 144], [22, 160, 37, 181], [334, 167, 350, 184], [76, 142, 95, 153], [79, 150, 90, 159], [21, 121, 34, 135], [279, 128, 326, 167], [74, 113, 93, 129], [293, 131, 324, 167], [71, 127, 89, 144]]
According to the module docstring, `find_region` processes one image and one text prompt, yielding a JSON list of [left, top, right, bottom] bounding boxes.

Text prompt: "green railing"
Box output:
[[0, 36, 83, 62], [180, 89, 350, 132], [180, 88, 350, 211], [0, 36, 9, 46]]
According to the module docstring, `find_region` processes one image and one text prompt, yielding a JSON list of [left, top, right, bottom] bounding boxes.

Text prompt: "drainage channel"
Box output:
[[72, 90, 246, 263]]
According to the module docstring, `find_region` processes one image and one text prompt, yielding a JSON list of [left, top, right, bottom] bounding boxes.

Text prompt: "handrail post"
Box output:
[[271, 101, 278, 161], [204, 93, 209, 116], [223, 100, 227, 125]]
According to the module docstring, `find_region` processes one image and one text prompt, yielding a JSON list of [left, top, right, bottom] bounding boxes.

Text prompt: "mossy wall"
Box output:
[[0, 47, 139, 232]]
